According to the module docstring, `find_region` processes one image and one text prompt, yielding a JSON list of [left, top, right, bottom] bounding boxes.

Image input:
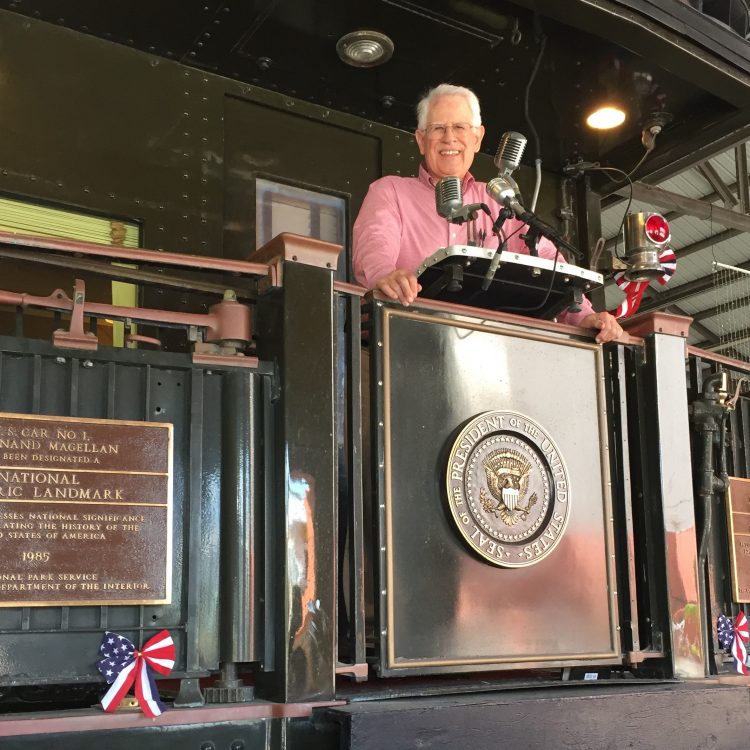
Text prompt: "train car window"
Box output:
[[0, 195, 140, 346], [255, 176, 346, 261]]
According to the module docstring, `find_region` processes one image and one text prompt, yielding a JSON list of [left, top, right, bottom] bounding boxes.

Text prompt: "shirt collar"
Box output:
[[418, 162, 475, 189]]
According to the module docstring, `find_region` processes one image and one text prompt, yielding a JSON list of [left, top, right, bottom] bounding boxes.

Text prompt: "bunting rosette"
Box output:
[[610, 247, 676, 319], [717, 612, 749, 675], [97, 630, 176, 718]]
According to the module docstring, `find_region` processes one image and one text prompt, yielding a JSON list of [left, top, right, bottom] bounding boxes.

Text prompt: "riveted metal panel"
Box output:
[[369, 302, 619, 675], [0, 335, 265, 688]]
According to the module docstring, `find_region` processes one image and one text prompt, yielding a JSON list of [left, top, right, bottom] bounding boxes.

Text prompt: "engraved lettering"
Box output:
[[0, 414, 171, 607], [447, 411, 570, 568]]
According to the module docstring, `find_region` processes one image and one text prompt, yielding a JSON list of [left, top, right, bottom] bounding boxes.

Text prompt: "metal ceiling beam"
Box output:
[[600, 113, 750, 197], [692, 292, 750, 322], [610, 182, 750, 233], [510, 0, 750, 106], [696, 161, 738, 207], [602, 171, 749, 251], [737, 143, 750, 213]]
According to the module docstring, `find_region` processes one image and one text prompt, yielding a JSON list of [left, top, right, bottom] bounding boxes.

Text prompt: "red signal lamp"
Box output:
[[644, 213, 670, 244], [624, 212, 672, 282]]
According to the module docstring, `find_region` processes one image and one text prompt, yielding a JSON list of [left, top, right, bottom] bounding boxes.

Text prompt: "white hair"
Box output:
[[416, 84, 482, 130]]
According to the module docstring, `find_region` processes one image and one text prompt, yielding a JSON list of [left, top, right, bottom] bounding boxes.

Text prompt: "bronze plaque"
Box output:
[[0, 412, 172, 606], [726, 477, 750, 603]]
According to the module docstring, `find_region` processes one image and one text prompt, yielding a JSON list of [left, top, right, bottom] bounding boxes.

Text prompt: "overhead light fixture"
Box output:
[[586, 106, 626, 130], [641, 110, 672, 150], [336, 30, 394, 68]]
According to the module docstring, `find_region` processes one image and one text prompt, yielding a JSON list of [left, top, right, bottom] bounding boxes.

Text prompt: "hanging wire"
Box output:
[[589, 236, 607, 270], [523, 28, 547, 212], [587, 165, 634, 260]]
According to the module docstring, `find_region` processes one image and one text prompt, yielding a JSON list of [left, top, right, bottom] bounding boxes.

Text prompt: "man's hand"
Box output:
[[582, 311, 623, 344], [375, 269, 422, 306]]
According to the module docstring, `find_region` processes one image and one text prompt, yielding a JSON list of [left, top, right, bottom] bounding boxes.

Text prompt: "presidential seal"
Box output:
[[446, 411, 570, 567]]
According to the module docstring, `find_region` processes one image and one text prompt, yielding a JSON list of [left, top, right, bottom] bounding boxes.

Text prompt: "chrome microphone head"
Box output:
[[494, 132, 527, 176], [435, 175, 463, 220], [486, 175, 519, 203]]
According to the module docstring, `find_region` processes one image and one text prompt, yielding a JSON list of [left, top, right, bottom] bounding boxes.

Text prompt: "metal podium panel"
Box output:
[[372, 306, 619, 674]]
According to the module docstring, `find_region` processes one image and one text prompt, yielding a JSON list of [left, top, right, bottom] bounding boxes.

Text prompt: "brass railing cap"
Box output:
[[248, 232, 342, 271], [621, 311, 692, 338]]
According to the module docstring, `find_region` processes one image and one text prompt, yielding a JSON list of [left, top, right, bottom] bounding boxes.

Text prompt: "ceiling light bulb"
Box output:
[[586, 106, 626, 130]]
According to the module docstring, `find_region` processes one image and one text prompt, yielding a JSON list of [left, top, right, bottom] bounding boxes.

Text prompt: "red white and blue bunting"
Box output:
[[717, 612, 750, 675], [610, 247, 676, 319], [97, 630, 176, 718]]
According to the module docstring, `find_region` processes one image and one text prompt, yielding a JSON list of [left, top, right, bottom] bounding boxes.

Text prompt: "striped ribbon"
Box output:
[[97, 630, 176, 718], [717, 612, 749, 675], [611, 246, 676, 319]]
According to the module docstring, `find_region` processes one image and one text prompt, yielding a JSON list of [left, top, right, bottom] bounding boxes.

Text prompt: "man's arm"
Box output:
[[352, 179, 422, 305], [516, 231, 622, 342], [578, 311, 623, 344]]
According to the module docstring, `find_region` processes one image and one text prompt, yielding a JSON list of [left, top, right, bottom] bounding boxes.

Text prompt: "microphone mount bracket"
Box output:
[[504, 197, 583, 260], [444, 202, 491, 226]]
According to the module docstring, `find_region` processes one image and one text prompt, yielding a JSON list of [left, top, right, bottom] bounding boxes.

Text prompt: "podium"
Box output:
[[415, 244, 603, 318], [367, 293, 619, 676]]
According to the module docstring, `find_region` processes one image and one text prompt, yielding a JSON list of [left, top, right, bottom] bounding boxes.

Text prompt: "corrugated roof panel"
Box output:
[[670, 274, 748, 316], [670, 214, 717, 245], [658, 169, 711, 199], [710, 151, 741, 188], [707, 307, 750, 336]]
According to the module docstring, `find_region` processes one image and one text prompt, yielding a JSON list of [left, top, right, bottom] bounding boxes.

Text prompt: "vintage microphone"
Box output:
[[486, 131, 528, 225], [481, 133, 528, 289], [435, 176, 489, 227], [495, 131, 527, 178], [435, 176, 464, 222], [486, 132, 581, 260]]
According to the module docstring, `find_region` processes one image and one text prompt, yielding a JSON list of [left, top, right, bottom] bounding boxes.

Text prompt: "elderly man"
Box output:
[[352, 83, 622, 344]]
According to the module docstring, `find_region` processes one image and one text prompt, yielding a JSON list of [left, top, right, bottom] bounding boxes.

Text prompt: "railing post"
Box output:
[[253, 234, 340, 702], [624, 312, 705, 678]]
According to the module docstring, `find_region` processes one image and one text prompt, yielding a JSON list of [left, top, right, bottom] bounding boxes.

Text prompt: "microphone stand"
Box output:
[[438, 203, 491, 293], [466, 214, 478, 246], [520, 225, 541, 257], [504, 197, 582, 260], [479, 206, 513, 292]]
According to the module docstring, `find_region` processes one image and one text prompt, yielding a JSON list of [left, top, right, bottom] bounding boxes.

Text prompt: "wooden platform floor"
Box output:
[[324, 681, 750, 749]]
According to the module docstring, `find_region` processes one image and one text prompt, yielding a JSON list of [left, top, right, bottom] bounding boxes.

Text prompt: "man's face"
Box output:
[[415, 95, 485, 180]]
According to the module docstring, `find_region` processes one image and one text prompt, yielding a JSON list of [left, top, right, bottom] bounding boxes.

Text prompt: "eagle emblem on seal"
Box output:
[[480, 449, 538, 525]]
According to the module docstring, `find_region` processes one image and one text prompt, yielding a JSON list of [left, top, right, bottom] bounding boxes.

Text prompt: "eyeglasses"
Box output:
[[422, 122, 476, 138]]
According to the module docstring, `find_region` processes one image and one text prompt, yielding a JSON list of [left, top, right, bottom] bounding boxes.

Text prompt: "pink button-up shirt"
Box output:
[[352, 163, 593, 325]]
